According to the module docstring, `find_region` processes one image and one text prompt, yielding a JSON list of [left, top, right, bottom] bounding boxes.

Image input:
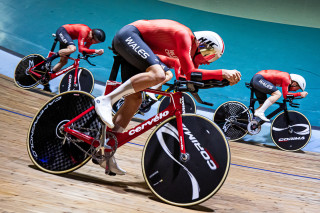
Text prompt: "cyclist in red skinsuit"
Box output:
[[251, 70, 308, 121], [46, 24, 105, 73], [132, 20, 232, 81], [41, 24, 105, 92], [93, 19, 241, 175]]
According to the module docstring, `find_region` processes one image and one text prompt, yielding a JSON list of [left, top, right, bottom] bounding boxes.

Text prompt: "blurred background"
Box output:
[[0, 0, 319, 126]]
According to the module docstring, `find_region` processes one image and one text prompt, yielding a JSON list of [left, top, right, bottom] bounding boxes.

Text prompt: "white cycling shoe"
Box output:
[[254, 110, 270, 122], [94, 96, 114, 129], [99, 152, 126, 176]]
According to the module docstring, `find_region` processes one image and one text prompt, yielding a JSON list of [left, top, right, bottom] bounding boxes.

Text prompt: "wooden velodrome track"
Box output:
[[0, 74, 319, 212]]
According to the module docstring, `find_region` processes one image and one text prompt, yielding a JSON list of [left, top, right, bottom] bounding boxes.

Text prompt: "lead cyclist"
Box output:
[[94, 19, 241, 175]]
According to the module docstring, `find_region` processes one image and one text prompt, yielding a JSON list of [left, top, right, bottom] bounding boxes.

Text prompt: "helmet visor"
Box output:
[[199, 43, 220, 63]]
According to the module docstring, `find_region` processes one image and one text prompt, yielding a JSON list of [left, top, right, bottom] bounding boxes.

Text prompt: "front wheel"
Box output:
[[271, 110, 311, 151], [213, 101, 251, 141], [27, 91, 102, 174], [14, 54, 45, 89], [59, 67, 94, 93], [142, 114, 230, 206]]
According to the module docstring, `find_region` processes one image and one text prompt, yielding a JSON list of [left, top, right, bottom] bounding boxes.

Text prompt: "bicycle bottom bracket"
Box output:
[[247, 120, 261, 135]]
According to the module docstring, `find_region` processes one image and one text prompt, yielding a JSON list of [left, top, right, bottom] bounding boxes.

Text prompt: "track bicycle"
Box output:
[[213, 82, 311, 151], [27, 71, 231, 206], [14, 34, 99, 93]]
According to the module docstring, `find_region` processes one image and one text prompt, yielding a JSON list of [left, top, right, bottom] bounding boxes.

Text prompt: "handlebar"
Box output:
[[173, 79, 230, 106], [285, 95, 302, 108], [79, 53, 99, 66]]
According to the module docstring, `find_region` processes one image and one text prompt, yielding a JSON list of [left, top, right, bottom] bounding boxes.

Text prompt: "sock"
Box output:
[[106, 79, 136, 105], [47, 52, 60, 62], [258, 99, 272, 113]]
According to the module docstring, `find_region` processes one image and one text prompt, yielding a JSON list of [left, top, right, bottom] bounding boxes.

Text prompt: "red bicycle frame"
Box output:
[[28, 51, 81, 84], [63, 80, 187, 155]]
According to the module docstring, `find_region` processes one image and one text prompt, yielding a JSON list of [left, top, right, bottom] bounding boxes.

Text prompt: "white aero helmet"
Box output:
[[290, 74, 306, 91], [194, 31, 225, 63]]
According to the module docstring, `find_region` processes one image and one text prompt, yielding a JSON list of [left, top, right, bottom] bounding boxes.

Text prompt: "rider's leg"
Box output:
[[147, 70, 173, 101], [255, 90, 281, 121], [46, 45, 76, 71], [52, 56, 68, 73], [95, 64, 165, 128], [98, 93, 142, 175], [112, 92, 142, 130]]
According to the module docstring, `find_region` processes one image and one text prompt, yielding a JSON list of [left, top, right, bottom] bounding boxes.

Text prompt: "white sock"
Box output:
[[258, 99, 272, 113], [105, 79, 135, 105]]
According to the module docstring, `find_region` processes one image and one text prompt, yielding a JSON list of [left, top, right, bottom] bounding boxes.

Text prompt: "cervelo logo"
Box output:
[[259, 79, 274, 90], [278, 136, 305, 142], [125, 37, 150, 59], [128, 110, 169, 135], [198, 37, 217, 48], [183, 124, 218, 170]]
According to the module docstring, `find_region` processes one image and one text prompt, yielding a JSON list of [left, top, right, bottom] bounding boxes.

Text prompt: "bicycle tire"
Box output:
[[271, 110, 311, 151], [14, 54, 45, 89], [158, 93, 196, 114], [27, 91, 102, 174], [213, 101, 251, 141], [59, 67, 94, 93], [142, 114, 230, 206]]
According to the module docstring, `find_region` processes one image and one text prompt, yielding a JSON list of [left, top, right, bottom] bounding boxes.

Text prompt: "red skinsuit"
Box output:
[[257, 70, 301, 98], [130, 20, 223, 81], [63, 24, 95, 54]]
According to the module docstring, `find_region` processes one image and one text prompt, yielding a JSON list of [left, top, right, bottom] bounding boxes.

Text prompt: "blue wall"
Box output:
[[0, 0, 319, 125]]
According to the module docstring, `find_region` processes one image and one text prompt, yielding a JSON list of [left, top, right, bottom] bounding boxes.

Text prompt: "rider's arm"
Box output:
[[78, 31, 96, 54], [156, 55, 182, 79], [175, 31, 223, 81], [282, 81, 301, 98]]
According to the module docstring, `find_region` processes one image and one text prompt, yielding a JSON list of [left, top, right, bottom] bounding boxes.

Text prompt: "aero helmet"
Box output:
[[194, 31, 225, 63], [92, 29, 106, 43], [290, 74, 306, 91]]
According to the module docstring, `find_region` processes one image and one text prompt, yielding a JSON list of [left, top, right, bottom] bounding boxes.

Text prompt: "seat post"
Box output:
[[50, 34, 58, 52], [109, 56, 122, 81]]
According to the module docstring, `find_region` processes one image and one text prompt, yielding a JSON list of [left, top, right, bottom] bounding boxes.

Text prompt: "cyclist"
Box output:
[[43, 24, 105, 91], [251, 70, 308, 122], [94, 19, 241, 175]]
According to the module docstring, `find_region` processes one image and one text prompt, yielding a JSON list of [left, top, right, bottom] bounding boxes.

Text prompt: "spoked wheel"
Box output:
[[142, 114, 230, 206], [27, 91, 102, 174], [59, 67, 94, 93], [213, 101, 251, 141], [14, 54, 45, 89], [158, 92, 196, 113], [271, 110, 311, 151]]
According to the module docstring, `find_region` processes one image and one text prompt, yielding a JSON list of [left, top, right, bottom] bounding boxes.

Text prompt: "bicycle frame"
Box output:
[[248, 86, 293, 125], [27, 36, 81, 85], [63, 84, 188, 155]]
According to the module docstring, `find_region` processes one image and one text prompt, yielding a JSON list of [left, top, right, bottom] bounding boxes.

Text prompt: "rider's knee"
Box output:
[[147, 65, 166, 84], [67, 45, 77, 53], [272, 90, 282, 98]]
